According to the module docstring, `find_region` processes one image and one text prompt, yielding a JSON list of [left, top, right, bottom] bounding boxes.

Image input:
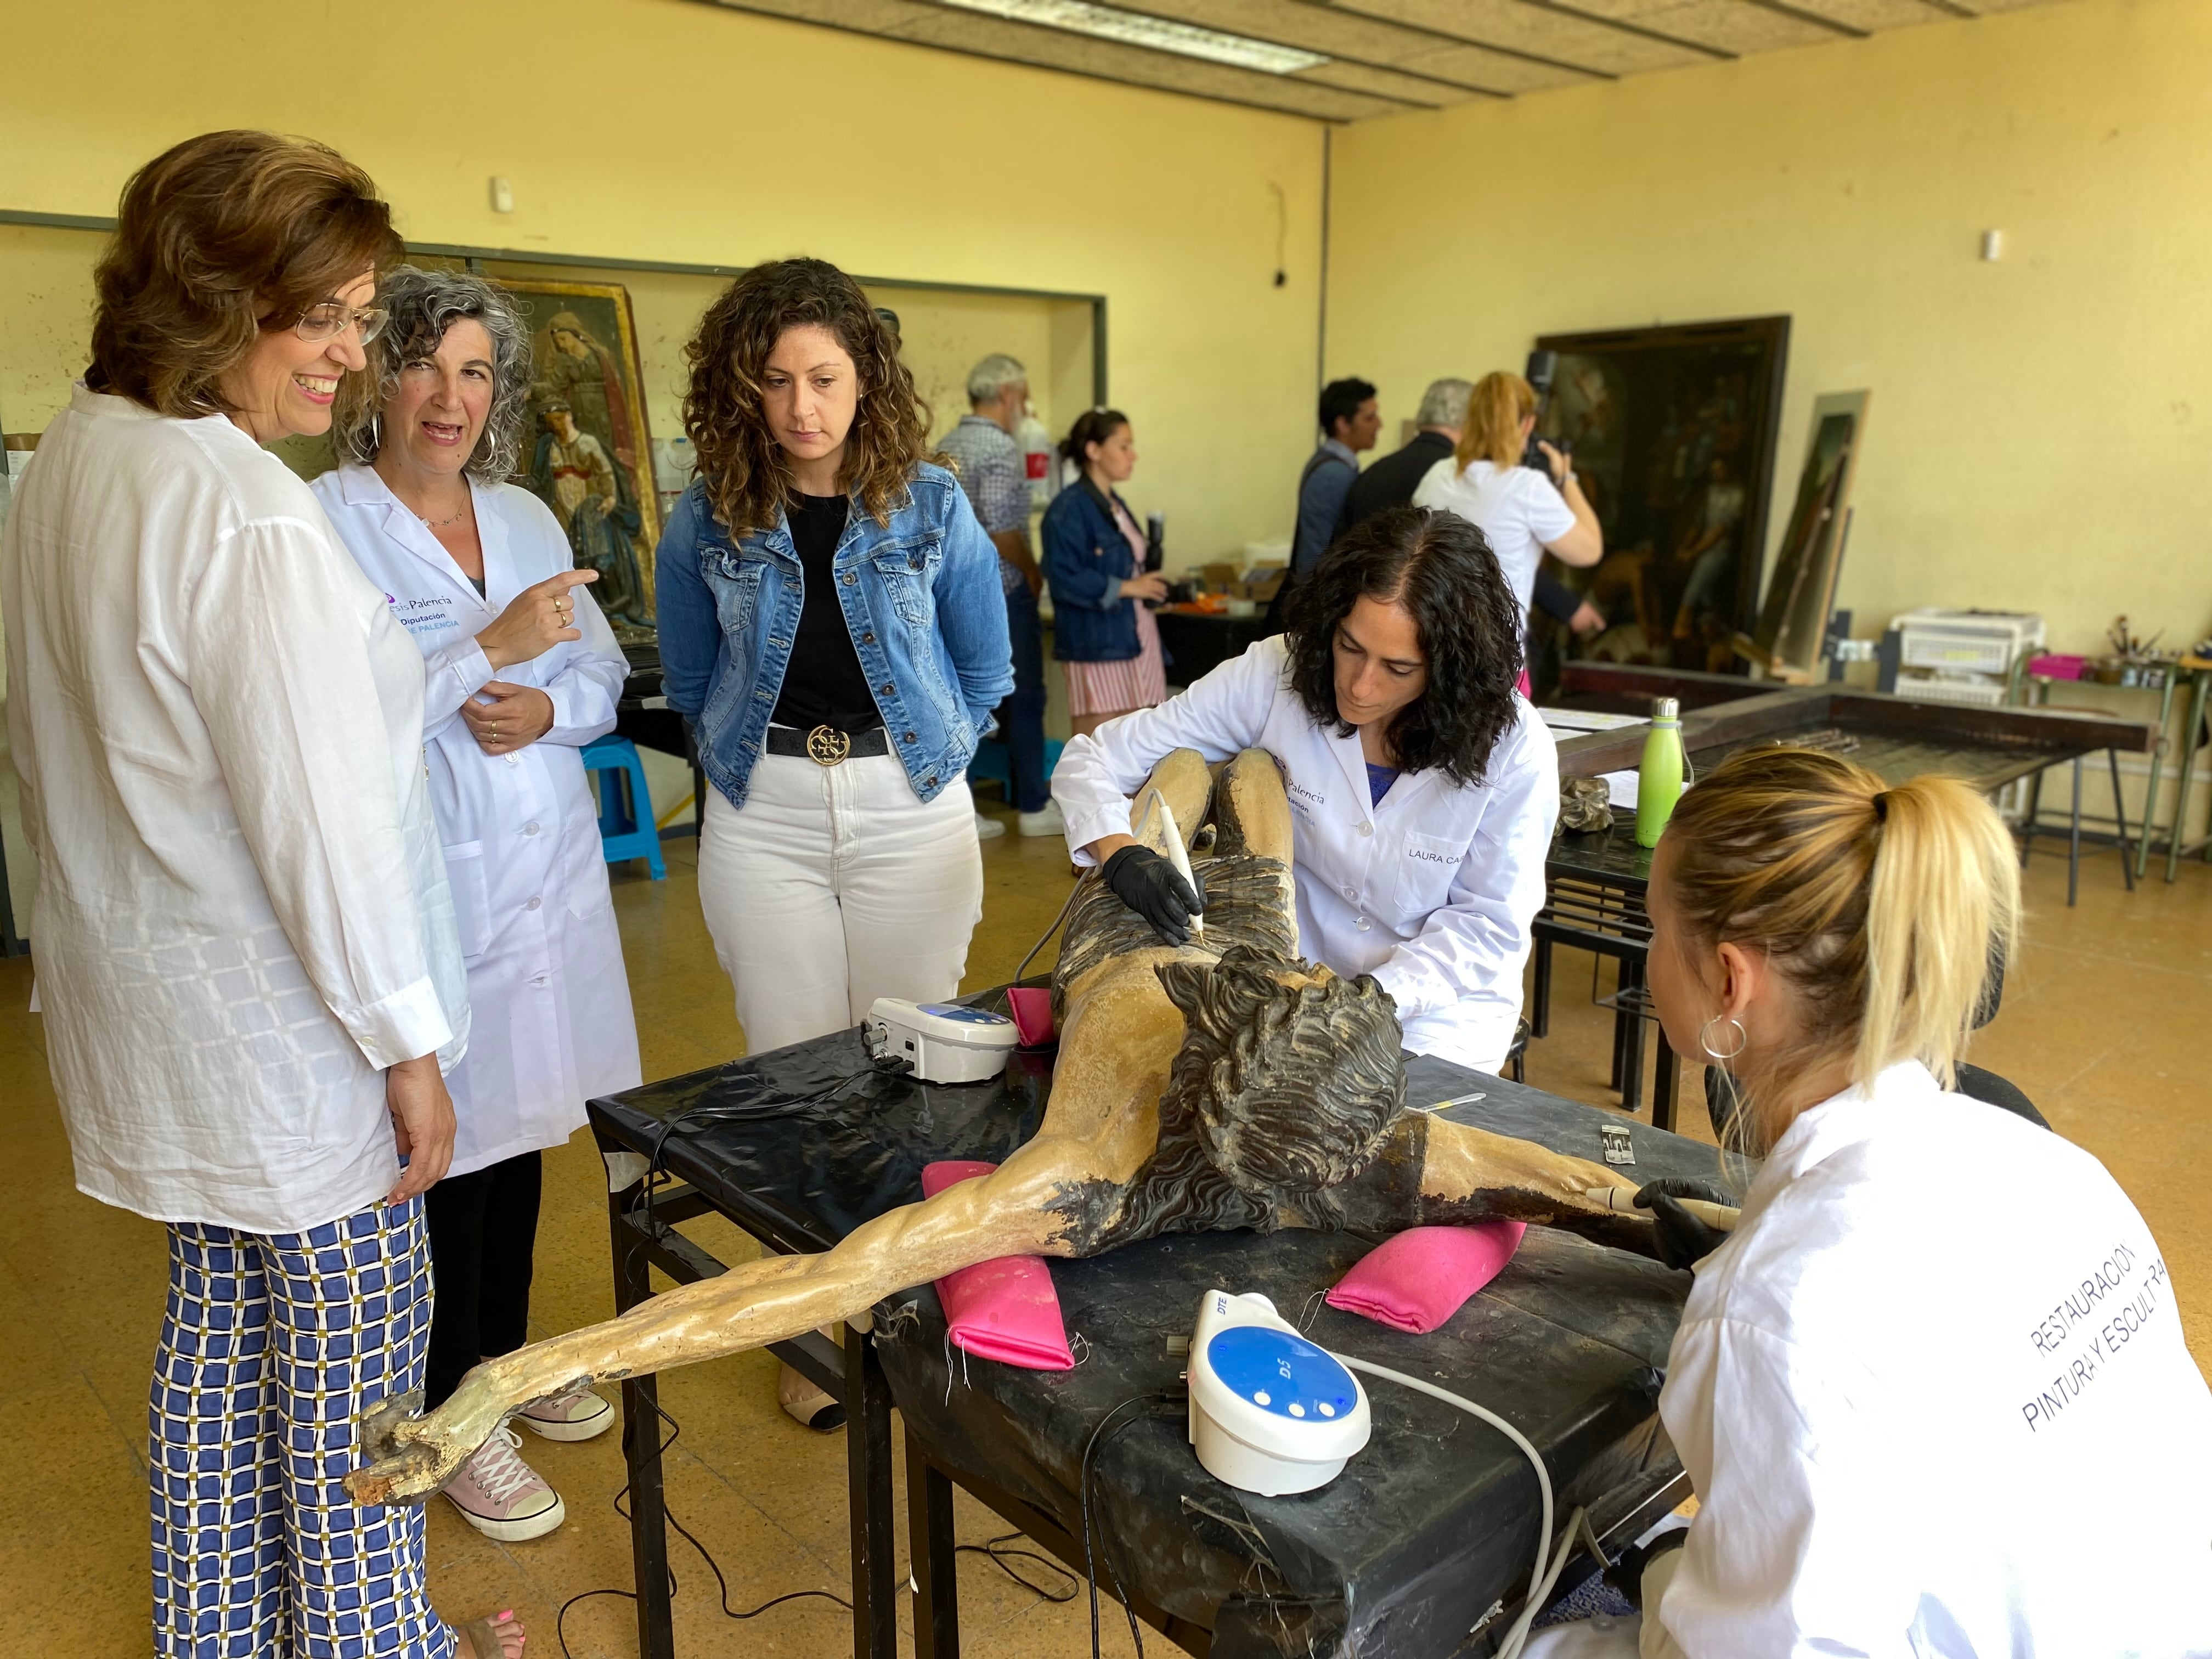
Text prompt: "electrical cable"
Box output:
[[958, 1530, 1080, 1603], [1079, 1389, 1182, 1659], [1332, 1353, 1590, 1659], [555, 1398, 851, 1658]]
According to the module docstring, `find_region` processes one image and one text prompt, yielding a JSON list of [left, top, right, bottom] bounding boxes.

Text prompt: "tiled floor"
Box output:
[[0, 807, 2204, 1656]]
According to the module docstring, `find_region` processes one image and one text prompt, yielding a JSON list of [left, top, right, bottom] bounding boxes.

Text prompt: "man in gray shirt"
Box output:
[[939, 354, 1060, 836]]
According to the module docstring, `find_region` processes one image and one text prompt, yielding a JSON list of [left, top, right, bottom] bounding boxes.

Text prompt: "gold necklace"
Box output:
[[420, 502, 469, 530]]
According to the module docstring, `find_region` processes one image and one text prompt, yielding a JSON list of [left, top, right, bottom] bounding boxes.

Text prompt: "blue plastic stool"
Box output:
[[969, 736, 1064, 801], [581, 735, 666, 880]]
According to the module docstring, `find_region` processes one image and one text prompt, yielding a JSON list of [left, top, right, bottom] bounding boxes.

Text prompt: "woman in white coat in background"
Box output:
[[1053, 507, 1556, 1074], [314, 267, 642, 1543], [1530, 747, 2212, 1658]]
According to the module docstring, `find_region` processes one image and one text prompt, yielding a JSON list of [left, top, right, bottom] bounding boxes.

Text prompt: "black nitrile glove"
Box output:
[[1102, 845, 1205, 946], [1635, 1177, 1734, 1270], [1603, 1527, 1688, 1611]]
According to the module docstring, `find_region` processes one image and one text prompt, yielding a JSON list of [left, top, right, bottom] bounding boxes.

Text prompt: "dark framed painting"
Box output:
[[1745, 390, 1870, 682], [504, 279, 661, 641], [1534, 315, 1790, 675]]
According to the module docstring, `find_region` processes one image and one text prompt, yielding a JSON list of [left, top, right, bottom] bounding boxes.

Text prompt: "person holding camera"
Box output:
[[1412, 370, 1601, 620]]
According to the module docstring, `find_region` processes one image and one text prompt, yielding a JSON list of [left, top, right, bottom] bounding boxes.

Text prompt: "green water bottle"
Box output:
[[1635, 696, 1686, 848]]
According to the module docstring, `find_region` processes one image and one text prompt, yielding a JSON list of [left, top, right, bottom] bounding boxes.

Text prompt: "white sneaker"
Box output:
[[974, 812, 1007, 840], [1017, 800, 1065, 838], [442, 1425, 565, 1542], [518, 1381, 615, 1443]]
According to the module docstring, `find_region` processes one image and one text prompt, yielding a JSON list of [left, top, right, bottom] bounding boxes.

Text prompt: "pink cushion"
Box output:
[[1006, 986, 1056, 1047], [919, 1160, 1076, 1370], [1325, 1222, 1527, 1334]]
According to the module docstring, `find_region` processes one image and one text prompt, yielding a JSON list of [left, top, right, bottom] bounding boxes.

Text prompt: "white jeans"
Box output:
[[698, 751, 985, 1055]]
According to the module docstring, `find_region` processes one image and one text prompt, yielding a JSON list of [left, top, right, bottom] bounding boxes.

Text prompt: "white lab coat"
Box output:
[[313, 466, 642, 1176], [1052, 636, 1558, 1071], [1620, 1062, 2212, 1659]]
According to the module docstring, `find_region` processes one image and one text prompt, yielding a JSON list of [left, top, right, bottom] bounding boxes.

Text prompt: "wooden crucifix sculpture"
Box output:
[[348, 747, 1662, 1505]]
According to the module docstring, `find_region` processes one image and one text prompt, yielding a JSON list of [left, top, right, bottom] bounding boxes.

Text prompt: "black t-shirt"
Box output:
[[771, 492, 882, 732]]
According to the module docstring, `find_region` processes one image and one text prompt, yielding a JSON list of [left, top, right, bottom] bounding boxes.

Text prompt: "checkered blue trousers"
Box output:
[[151, 1197, 459, 1658]]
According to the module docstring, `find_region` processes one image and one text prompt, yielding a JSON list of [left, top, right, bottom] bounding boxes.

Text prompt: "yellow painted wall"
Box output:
[[1, 0, 1325, 567], [1325, 0, 2212, 661]]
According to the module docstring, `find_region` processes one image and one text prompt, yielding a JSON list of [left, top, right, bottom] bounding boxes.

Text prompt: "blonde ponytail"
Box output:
[[1662, 748, 2021, 1150], [1857, 775, 2021, 1093], [1454, 372, 1536, 474]]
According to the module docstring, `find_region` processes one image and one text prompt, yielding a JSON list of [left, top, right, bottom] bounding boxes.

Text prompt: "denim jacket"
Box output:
[[655, 464, 1014, 807], [1041, 476, 1142, 663]]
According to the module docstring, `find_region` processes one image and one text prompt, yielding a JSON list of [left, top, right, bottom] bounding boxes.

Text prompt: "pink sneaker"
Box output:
[[520, 1382, 615, 1443], [442, 1426, 565, 1542]]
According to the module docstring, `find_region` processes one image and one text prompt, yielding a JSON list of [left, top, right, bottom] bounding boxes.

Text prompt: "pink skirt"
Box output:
[[1065, 602, 1168, 717]]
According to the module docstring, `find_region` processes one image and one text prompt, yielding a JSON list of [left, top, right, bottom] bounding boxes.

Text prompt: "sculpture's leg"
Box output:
[[346, 1137, 1113, 1504]]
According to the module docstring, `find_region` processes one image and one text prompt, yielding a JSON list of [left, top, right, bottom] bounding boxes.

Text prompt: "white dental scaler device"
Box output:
[[1187, 1289, 1370, 1496]]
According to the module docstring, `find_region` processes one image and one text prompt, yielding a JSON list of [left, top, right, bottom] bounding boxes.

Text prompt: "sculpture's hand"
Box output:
[[1635, 1177, 1735, 1269], [345, 1365, 522, 1505], [1103, 845, 1206, 945]]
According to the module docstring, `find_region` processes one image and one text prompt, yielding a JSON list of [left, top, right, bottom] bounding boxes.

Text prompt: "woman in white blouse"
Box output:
[[0, 136, 523, 1658], [1412, 370, 1601, 623], [314, 267, 642, 1544]]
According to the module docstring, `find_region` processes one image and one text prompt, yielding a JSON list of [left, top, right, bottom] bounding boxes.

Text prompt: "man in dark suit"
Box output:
[[1339, 376, 1470, 535]]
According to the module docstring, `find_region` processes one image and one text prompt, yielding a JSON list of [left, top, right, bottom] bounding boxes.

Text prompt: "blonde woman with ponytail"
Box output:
[[1411, 371, 1600, 623], [1523, 746, 2212, 1659]]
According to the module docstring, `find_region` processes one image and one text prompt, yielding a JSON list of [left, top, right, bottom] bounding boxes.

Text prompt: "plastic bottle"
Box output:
[[1635, 696, 1687, 848], [1015, 409, 1057, 511]]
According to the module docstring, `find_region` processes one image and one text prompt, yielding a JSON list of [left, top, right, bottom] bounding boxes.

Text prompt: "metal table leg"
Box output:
[[608, 1172, 676, 1659], [2135, 671, 2181, 881], [2020, 761, 2045, 870], [2068, 754, 2084, 908], [845, 1317, 900, 1659], [2108, 749, 2136, 893], [2165, 669, 2211, 883], [907, 1429, 961, 1659], [1651, 1023, 1680, 1135]]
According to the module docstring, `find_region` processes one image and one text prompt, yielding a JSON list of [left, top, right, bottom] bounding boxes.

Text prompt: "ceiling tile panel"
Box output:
[[1783, 0, 1963, 25], [708, 0, 1395, 116], [1115, 0, 1520, 90], [695, 0, 2075, 121], [1335, 0, 1714, 75], [1590, 0, 1836, 53]]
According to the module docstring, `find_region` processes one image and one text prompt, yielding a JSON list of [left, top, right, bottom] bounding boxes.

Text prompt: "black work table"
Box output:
[[1156, 610, 1276, 688], [1532, 675, 2159, 1127], [589, 1002, 1727, 1659]]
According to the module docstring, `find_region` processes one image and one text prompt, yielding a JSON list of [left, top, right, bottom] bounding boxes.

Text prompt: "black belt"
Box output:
[[765, 723, 889, 765]]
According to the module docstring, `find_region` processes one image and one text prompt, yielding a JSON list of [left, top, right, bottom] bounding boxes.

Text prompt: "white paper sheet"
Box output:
[[1539, 708, 1649, 733], [1602, 769, 1641, 809]]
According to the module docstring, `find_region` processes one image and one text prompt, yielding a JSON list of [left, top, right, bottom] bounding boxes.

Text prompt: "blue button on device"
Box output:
[[1205, 1326, 1357, 1420]]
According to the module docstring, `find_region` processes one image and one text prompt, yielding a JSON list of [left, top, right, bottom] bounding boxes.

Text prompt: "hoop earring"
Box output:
[[1699, 1015, 1748, 1063]]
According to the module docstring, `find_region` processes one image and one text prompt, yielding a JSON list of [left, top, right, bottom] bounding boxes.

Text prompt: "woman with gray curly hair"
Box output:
[[312, 264, 640, 1542]]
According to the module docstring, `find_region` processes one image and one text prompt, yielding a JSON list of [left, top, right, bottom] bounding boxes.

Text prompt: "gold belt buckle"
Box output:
[[805, 724, 851, 766]]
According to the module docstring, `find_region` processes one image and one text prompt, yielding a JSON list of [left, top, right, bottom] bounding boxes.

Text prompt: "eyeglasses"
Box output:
[[294, 301, 390, 345]]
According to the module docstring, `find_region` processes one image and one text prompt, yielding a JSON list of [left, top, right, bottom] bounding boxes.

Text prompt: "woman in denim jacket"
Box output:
[[1041, 408, 1170, 738], [656, 255, 1012, 1116]]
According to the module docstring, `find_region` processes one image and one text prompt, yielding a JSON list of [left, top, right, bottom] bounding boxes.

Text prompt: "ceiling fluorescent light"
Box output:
[[930, 0, 1327, 74]]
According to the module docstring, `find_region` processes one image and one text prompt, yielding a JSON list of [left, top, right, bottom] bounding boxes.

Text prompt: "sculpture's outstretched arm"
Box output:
[[348, 1128, 1116, 1504]]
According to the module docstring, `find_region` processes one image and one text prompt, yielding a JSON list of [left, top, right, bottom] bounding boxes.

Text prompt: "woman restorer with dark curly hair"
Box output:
[[1052, 505, 1556, 1074]]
